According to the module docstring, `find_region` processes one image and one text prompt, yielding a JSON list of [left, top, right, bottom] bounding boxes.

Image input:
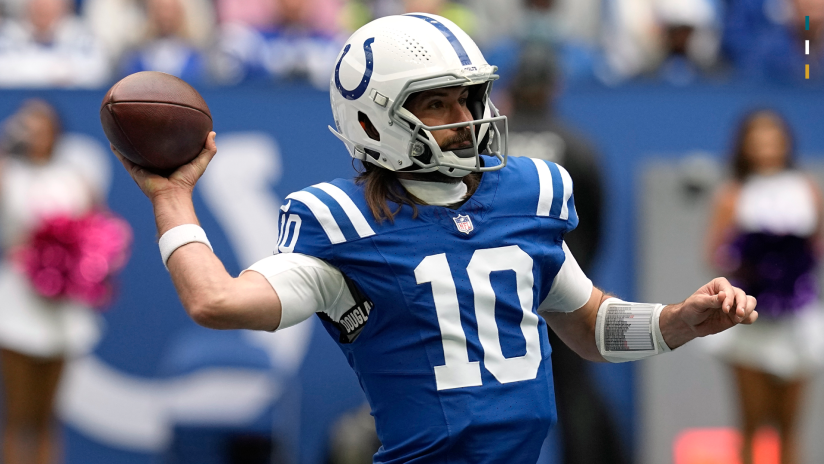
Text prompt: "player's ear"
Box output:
[[358, 112, 381, 141]]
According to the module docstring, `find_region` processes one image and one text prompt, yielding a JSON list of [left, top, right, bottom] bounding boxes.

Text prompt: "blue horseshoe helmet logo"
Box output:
[[335, 37, 375, 100]]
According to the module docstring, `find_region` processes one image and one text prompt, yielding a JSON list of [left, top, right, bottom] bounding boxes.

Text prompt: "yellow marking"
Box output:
[[806, 64, 810, 79]]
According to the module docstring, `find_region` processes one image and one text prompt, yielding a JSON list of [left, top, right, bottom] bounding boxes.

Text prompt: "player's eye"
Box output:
[[428, 100, 443, 109]]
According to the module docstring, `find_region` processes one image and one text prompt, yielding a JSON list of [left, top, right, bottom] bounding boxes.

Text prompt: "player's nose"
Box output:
[[446, 101, 472, 128]]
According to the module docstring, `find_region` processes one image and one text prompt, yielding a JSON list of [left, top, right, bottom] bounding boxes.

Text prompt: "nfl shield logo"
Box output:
[[453, 214, 474, 234]]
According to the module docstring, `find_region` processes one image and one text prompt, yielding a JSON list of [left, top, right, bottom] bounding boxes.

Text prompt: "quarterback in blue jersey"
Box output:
[[115, 14, 758, 464]]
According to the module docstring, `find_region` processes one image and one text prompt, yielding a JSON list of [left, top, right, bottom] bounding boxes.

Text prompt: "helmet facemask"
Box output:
[[390, 70, 508, 177]]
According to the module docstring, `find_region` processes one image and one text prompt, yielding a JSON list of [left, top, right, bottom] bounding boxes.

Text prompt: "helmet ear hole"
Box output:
[[466, 83, 490, 153], [466, 84, 486, 120], [358, 112, 381, 141]]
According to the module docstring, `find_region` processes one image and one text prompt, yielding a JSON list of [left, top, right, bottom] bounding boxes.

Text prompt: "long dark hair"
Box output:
[[355, 163, 419, 224], [729, 109, 795, 181], [354, 162, 481, 224]]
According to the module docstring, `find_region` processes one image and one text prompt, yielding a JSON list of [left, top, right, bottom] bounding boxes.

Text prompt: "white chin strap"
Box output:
[[594, 298, 671, 363], [432, 120, 491, 178], [436, 151, 476, 177]]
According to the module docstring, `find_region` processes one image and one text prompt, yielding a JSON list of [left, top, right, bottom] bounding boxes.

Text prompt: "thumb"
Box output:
[[690, 292, 724, 313], [710, 290, 726, 308], [189, 132, 217, 175], [171, 132, 217, 187]]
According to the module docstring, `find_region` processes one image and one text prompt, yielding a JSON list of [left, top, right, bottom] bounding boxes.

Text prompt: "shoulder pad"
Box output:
[[278, 181, 376, 256], [528, 158, 576, 223]]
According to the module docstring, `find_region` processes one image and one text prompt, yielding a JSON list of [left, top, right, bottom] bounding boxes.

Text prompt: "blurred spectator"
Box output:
[[723, 0, 824, 83], [0, 0, 109, 87], [655, 0, 722, 84], [601, 0, 721, 84], [0, 0, 26, 17], [0, 100, 104, 464], [402, 0, 476, 35], [516, 0, 579, 46], [480, 0, 603, 89], [118, 0, 214, 84], [213, 0, 343, 88], [216, 0, 278, 31], [81, 0, 145, 67], [520, 0, 602, 84], [505, 43, 626, 464], [468, 0, 522, 48], [360, 0, 476, 36], [217, 0, 342, 35], [705, 110, 824, 464]]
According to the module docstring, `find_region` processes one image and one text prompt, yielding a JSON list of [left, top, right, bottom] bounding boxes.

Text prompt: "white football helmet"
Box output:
[[328, 13, 508, 177]]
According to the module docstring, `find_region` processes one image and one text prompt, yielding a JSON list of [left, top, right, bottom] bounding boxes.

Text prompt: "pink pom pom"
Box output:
[[12, 210, 133, 310], [33, 268, 64, 298]]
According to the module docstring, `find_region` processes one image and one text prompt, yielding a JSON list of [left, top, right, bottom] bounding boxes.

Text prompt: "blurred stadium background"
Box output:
[[0, 0, 822, 463]]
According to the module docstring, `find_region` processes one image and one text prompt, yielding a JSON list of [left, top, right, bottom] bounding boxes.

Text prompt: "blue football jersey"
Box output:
[[277, 155, 578, 463]]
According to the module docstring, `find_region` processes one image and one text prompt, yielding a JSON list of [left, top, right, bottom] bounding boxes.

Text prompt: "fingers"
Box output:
[[111, 144, 132, 169], [733, 287, 748, 319], [723, 293, 740, 324], [691, 291, 724, 312], [111, 144, 147, 176], [737, 295, 758, 324], [720, 287, 756, 324], [685, 278, 759, 336], [174, 132, 217, 186], [111, 144, 145, 184], [205, 131, 217, 152], [712, 277, 737, 314], [192, 131, 217, 170], [741, 311, 759, 324], [111, 143, 166, 198], [703, 277, 759, 326]]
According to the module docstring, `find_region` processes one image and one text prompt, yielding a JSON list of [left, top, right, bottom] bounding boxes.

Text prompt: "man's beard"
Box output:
[[439, 128, 474, 152], [397, 128, 476, 184]]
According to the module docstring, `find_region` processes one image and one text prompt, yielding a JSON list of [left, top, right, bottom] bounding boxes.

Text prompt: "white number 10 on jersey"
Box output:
[[415, 245, 542, 391]]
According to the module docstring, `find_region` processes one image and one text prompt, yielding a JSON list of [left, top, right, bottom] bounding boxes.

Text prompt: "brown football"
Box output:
[[100, 71, 213, 173]]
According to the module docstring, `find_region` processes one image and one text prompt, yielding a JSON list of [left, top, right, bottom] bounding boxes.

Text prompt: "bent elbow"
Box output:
[[188, 304, 219, 329], [185, 292, 234, 330]]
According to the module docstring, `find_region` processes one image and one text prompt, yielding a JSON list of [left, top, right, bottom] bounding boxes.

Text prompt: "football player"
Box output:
[[115, 14, 757, 463]]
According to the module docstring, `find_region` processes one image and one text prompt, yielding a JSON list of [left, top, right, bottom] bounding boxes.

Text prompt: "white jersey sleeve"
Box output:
[[537, 242, 593, 313], [243, 253, 356, 330]]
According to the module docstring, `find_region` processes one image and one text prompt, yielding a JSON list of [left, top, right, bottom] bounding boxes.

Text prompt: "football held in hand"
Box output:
[[100, 71, 213, 174]]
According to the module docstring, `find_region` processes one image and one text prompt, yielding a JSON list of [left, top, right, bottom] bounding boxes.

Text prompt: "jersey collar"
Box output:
[[398, 178, 468, 206]]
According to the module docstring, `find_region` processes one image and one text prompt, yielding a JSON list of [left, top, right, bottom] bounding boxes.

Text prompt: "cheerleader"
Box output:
[[706, 109, 824, 464], [0, 100, 104, 464]]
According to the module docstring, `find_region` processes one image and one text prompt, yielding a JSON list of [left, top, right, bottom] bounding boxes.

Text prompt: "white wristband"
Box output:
[[595, 298, 670, 363], [653, 303, 672, 353], [158, 224, 213, 270]]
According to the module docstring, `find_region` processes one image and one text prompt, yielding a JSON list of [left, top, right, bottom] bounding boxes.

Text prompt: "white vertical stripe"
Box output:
[[285, 191, 346, 244], [559, 166, 573, 220], [806, 40, 810, 55], [312, 183, 375, 238], [531, 158, 553, 216]]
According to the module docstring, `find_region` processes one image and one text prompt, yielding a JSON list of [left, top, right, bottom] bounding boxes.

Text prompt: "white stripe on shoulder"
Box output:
[[559, 165, 573, 221], [538, 242, 592, 313], [531, 158, 553, 216], [286, 191, 346, 244], [312, 183, 375, 238]]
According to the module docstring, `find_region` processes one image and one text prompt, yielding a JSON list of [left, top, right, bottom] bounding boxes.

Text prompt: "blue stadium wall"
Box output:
[[0, 83, 821, 464]]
